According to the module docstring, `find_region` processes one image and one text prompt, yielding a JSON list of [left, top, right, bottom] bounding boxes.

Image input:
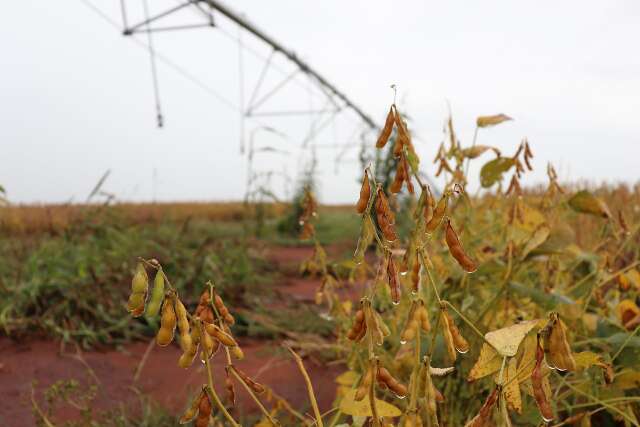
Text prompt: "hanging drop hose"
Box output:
[[142, 0, 164, 128]]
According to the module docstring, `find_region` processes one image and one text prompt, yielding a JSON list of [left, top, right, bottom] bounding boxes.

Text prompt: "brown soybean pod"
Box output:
[[213, 293, 235, 325], [355, 363, 374, 401], [465, 387, 499, 427], [233, 366, 266, 394], [194, 390, 212, 427], [423, 186, 435, 224], [174, 298, 192, 352], [376, 366, 408, 398], [444, 219, 478, 273], [205, 323, 237, 347], [375, 188, 398, 242], [545, 312, 576, 371], [178, 323, 200, 369], [400, 302, 419, 342], [419, 306, 430, 332], [440, 308, 457, 361], [425, 194, 447, 232], [387, 256, 401, 304], [156, 296, 176, 346], [376, 106, 395, 148], [356, 172, 371, 214], [410, 252, 420, 293], [347, 309, 366, 341], [179, 388, 204, 424], [532, 336, 554, 422], [389, 160, 405, 194], [225, 367, 236, 406]]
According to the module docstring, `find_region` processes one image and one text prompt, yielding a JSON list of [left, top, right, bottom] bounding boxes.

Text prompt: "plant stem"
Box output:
[[199, 322, 240, 427], [612, 324, 640, 362], [369, 359, 382, 427], [288, 347, 323, 427], [229, 366, 279, 426], [560, 374, 639, 427]]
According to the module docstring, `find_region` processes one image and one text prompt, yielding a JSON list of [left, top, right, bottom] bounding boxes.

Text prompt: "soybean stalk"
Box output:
[[288, 347, 323, 427], [198, 321, 240, 427]]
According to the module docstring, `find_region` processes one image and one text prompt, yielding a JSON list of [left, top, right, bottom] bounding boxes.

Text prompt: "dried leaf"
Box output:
[[461, 145, 500, 159], [494, 358, 522, 413], [520, 225, 550, 260], [477, 114, 513, 128], [468, 344, 502, 381], [484, 319, 541, 357]]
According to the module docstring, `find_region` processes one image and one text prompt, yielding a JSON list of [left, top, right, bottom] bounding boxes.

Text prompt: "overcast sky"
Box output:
[[1, 1, 639, 204]]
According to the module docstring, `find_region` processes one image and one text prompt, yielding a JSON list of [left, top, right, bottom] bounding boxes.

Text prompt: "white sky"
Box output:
[[1, 1, 639, 204]]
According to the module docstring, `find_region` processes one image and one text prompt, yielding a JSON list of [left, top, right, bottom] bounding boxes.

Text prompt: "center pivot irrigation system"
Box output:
[[115, 0, 378, 157]]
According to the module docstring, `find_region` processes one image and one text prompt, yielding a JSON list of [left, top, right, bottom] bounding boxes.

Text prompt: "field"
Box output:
[[2, 119, 640, 427]]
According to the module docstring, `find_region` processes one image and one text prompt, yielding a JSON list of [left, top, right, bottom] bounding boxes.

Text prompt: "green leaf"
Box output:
[[406, 149, 420, 175], [480, 157, 515, 188], [567, 190, 611, 218]]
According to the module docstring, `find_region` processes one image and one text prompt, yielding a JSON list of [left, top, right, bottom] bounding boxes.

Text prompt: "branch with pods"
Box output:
[[123, 91, 639, 426], [308, 94, 636, 427]]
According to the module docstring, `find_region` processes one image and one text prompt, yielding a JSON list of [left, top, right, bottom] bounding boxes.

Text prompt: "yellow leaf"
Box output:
[[339, 389, 402, 418], [484, 319, 542, 357], [335, 370, 359, 386], [521, 225, 550, 260], [613, 371, 640, 390], [468, 344, 502, 381], [477, 114, 513, 128], [516, 334, 537, 383], [494, 358, 522, 413], [573, 351, 602, 371], [460, 145, 500, 159], [625, 269, 640, 289], [568, 190, 611, 218]]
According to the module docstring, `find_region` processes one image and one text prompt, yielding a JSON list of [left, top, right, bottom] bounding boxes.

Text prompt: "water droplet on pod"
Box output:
[[399, 340, 407, 345]]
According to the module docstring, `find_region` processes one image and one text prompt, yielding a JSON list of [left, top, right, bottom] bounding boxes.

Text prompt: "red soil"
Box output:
[[0, 245, 350, 426]]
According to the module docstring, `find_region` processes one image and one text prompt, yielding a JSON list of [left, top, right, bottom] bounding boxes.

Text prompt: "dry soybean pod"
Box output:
[[179, 387, 205, 424], [356, 171, 371, 214], [376, 106, 395, 148], [178, 319, 201, 368], [213, 292, 235, 325], [375, 187, 398, 242], [205, 323, 237, 347], [425, 193, 448, 233], [174, 297, 192, 352], [386, 254, 401, 304], [400, 301, 420, 343], [355, 362, 374, 401], [532, 335, 554, 422], [156, 295, 176, 346], [440, 305, 469, 361], [464, 387, 499, 427], [444, 218, 478, 273], [225, 366, 236, 406], [195, 388, 212, 427], [347, 308, 367, 342], [231, 365, 266, 394], [544, 312, 576, 371], [376, 366, 408, 398]]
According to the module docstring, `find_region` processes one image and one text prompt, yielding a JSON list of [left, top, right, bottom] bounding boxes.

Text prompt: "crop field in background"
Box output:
[[1, 109, 640, 427]]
